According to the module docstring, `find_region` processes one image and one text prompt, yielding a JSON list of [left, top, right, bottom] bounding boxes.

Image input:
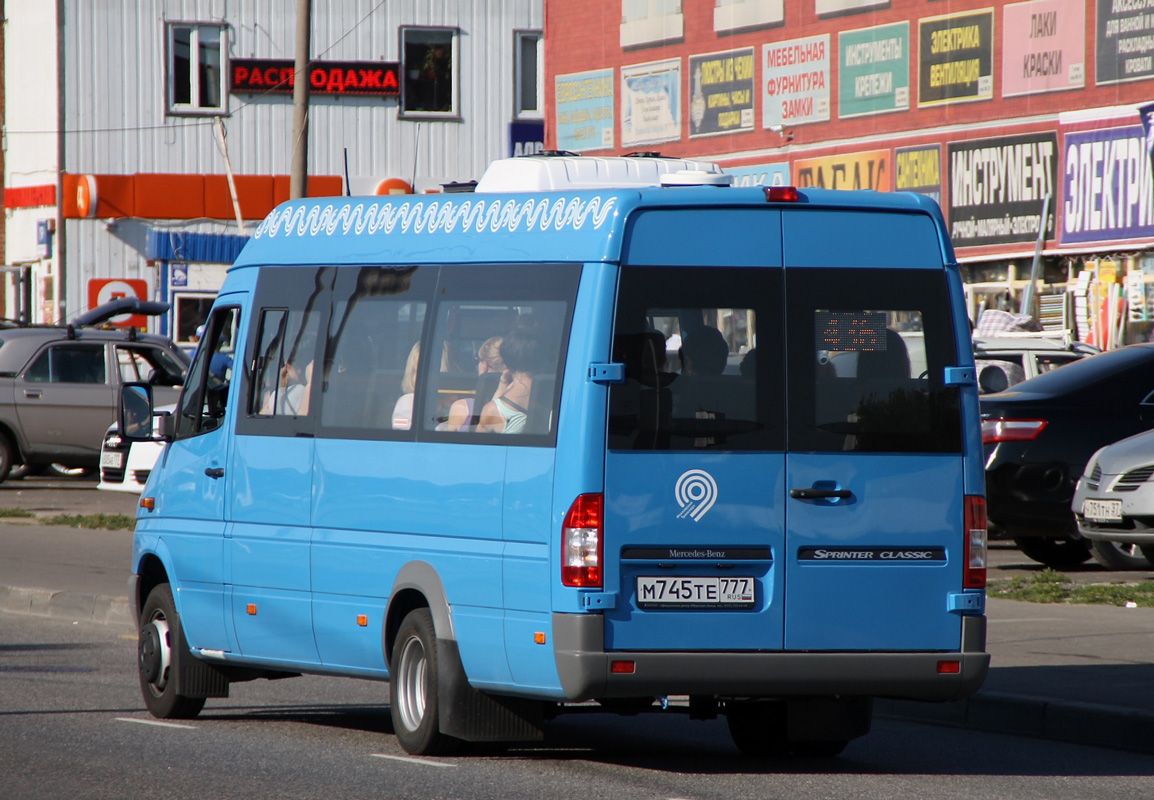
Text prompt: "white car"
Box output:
[[98, 405, 173, 493], [1072, 428, 1154, 567]]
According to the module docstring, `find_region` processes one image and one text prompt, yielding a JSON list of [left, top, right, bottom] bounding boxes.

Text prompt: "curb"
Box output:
[[0, 585, 133, 629], [876, 693, 1154, 755]]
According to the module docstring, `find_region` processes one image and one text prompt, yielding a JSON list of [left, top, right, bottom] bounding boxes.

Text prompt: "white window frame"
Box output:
[[620, 0, 684, 48], [166, 22, 228, 117], [400, 27, 460, 119], [514, 30, 544, 120]]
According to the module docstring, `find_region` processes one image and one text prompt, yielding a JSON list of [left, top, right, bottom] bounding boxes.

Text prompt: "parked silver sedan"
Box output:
[[1072, 429, 1154, 566]]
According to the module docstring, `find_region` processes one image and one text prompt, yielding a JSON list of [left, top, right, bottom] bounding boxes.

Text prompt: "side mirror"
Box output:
[[120, 382, 155, 441]]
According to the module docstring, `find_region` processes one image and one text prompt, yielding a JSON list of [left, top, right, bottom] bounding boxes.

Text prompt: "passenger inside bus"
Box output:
[[477, 322, 542, 434], [440, 335, 505, 431]]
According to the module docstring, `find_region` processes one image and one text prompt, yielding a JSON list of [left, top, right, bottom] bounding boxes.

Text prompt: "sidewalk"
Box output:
[[3, 523, 1154, 755]]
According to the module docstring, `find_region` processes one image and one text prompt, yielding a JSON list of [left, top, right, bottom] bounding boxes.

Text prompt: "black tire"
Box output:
[[1141, 546, 1154, 564], [789, 740, 849, 758], [0, 436, 15, 483], [1090, 540, 1152, 571], [1013, 536, 1093, 569], [726, 702, 789, 757], [390, 608, 460, 756], [138, 583, 207, 719]]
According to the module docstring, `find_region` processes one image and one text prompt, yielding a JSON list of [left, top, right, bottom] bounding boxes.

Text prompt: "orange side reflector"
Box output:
[[533, 632, 546, 645], [356, 615, 368, 627], [140, 497, 155, 511], [610, 660, 635, 674], [937, 660, 961, 674], [246, 604, 257, 615]]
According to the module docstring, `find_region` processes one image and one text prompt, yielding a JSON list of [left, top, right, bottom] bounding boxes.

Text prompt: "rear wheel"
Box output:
[[1090, 539, 1152, 571], [726, 702, 788, 757], [138, 583, 206, 719], [390, 608, 460, 756], [1013, 536, 1092, 569]]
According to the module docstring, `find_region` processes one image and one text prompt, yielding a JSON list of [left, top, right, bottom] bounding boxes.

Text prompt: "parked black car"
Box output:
[[981, 343, 1154, 569]]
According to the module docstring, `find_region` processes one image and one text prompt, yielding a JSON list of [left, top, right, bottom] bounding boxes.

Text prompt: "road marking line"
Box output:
[[116, 717, 197, 730], [370, 753, 457, 768]]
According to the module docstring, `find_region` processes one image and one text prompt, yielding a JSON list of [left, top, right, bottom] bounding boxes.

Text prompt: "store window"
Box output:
[[515, 31, 543, 119], [620, 0, 684, 48], [168, 23, 227, 115], [402, 28, 458, 116]]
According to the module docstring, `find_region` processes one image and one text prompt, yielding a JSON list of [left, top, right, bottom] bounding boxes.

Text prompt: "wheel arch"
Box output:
[[0, 418, 25, 461], [383, 561, 455, 667], [134, 552, 172, 620]]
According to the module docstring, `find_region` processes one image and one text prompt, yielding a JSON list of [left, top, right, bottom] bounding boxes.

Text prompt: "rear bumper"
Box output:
[[553, 612, 989, 703]]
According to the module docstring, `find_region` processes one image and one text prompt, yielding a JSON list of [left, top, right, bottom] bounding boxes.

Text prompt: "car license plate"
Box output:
[[1082, 498, 1122, 522], [635, 576, 755, 609], [100, 451, 124, 469]]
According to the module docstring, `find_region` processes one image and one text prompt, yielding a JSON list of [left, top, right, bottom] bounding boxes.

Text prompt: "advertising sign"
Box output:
[[622, 59, 682, 147], [1002, 0, 1085, 97], [917, 10, 994, 107], [1062, 125, 1154, 245], [555, 68, 615, 152], [1096, 0, 1154, 84], [838, 22, 910, 118], [947, 132, 1057, 247], [689, 48, 756, 138], [894, 144, 943, 205], [762, 34, 831, 129], [231, 59, 400, 96], [509, 120, 544, 158], [795, 150, 890, 191], [725, 162, 791, 187], [87, 279, 149, 328]]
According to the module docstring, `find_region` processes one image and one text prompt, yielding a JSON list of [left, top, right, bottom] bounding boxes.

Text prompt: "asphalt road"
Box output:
[[4, 612, 1154, 800]]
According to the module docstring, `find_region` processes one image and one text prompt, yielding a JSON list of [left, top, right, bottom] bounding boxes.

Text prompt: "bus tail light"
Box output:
[[964, 495, 987, 589], [562, 493, 603, 588]]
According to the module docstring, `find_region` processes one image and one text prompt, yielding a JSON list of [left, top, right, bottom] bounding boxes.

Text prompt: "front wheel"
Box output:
[[138, 583, 206, 719], [390, 608, 460, 756], [0, 436, 15, 483], [1013, 536, 1092, 569], [1090, 539, 1152, 571]]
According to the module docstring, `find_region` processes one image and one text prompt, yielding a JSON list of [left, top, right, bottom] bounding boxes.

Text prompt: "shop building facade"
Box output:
[[3, 0, 544, 346], [546, 0, 1154, 347]]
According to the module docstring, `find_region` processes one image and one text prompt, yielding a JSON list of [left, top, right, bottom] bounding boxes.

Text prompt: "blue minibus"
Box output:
[[124, 155, 988, 757]]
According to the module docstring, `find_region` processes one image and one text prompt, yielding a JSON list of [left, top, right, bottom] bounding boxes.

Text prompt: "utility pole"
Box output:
[[289, 0, 311, 199]]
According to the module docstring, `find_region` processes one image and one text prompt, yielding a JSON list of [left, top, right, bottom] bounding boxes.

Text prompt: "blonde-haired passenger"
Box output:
[[391, 342, 421, 430], [441, 336, 505, 431]]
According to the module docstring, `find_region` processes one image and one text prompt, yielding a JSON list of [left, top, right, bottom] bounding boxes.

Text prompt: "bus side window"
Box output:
[[318, 266, 431, 435], [420, 263, 579, 440]]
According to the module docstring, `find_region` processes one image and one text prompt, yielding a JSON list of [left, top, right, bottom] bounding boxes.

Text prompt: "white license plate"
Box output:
[[100, 451, 124, 469], [635, 576, 755, 608], [1082, 498, 1122, 522]]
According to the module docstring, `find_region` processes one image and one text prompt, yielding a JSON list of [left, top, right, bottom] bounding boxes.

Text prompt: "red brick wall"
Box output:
[[545, 0, 1151, 159]]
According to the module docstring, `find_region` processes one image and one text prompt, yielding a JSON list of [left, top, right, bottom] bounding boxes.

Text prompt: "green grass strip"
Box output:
[[0, 507, 35, 518], [40, 513, 136, 531], [988, 568, 1154, 607]]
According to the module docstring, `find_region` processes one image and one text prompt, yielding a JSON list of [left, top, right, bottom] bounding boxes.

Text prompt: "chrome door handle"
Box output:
[[23, 390, 42, 398]]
